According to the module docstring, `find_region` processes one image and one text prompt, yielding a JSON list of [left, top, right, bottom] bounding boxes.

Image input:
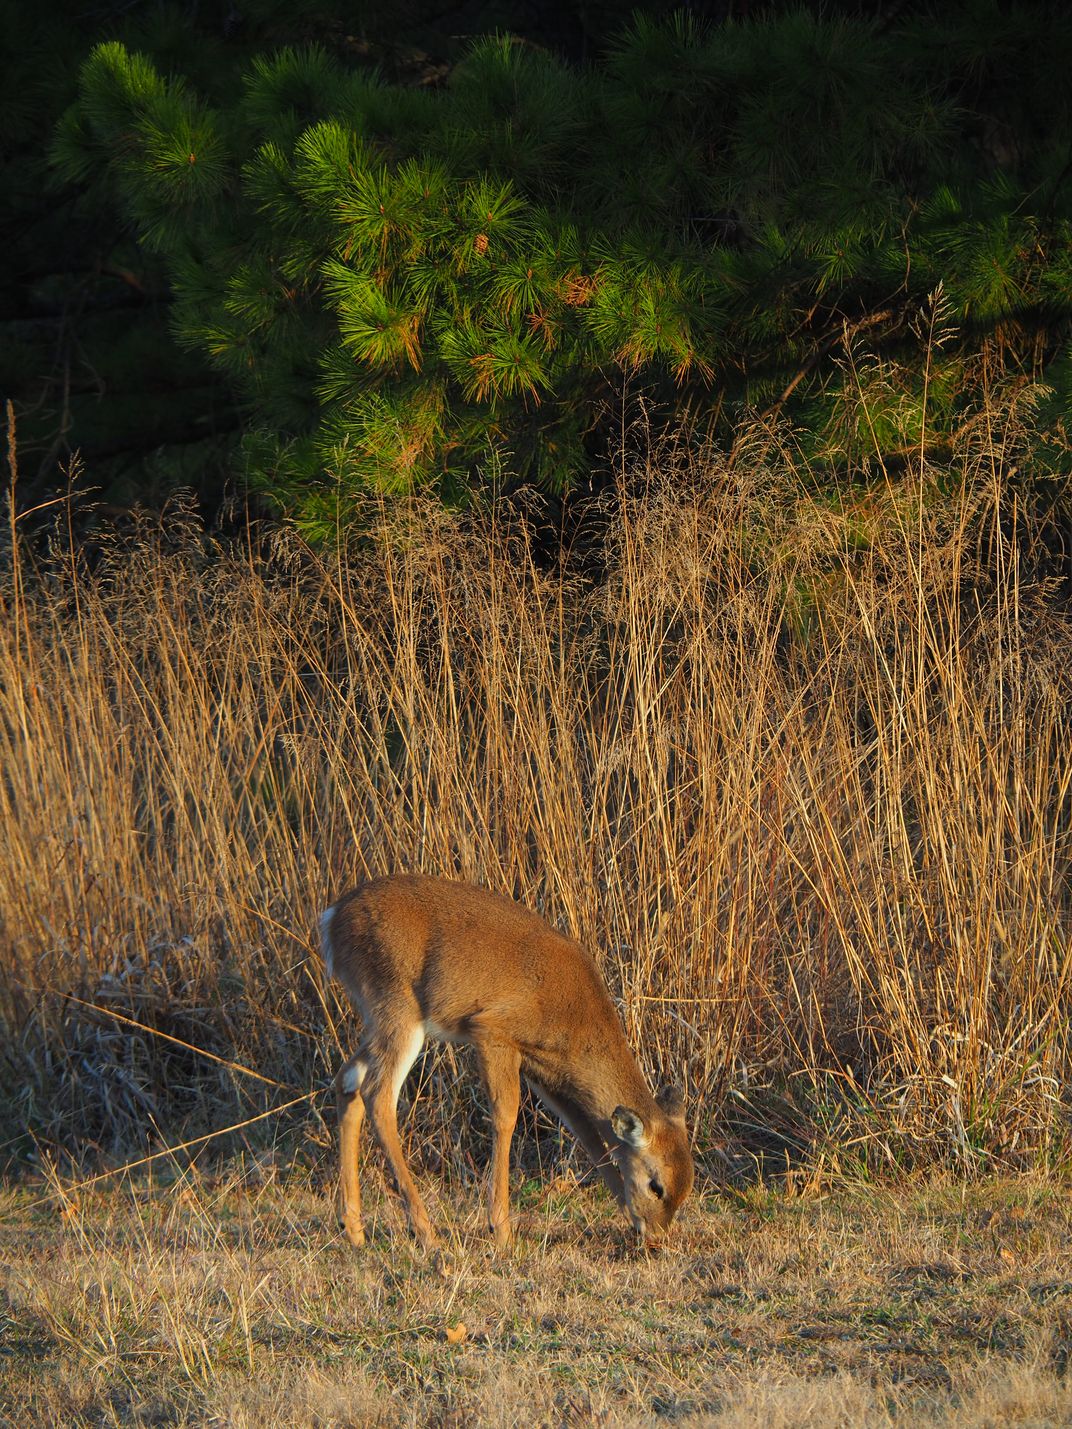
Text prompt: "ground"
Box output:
[[3, 1166, 1072, 1426]]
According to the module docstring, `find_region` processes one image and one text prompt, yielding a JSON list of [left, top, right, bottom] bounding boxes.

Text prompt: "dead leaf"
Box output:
[[444, 1322, 468, 1345]]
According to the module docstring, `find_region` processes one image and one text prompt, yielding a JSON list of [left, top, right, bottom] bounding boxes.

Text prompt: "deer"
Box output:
[[320, 874, 694, 1253]]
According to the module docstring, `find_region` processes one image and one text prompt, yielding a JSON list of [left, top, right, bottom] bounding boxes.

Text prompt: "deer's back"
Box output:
[[324, 875, 616, 1047]]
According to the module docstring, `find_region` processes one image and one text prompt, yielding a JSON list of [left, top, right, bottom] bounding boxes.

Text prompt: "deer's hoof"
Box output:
[[338, 1216, 366, 1248]]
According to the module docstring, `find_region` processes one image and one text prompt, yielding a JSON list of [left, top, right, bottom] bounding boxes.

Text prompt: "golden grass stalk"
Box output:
[[1, 406, 1070, 1179]]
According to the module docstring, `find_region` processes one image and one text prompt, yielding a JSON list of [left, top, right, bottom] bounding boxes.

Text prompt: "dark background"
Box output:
[[2, 0, 947, 521]]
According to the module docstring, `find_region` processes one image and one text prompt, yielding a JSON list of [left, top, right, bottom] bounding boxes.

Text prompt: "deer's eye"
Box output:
[[649, 1177, 665, 1199]]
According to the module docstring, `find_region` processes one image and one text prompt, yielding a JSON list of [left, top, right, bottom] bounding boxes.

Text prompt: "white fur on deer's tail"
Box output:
[[319, 904, 337, 980]]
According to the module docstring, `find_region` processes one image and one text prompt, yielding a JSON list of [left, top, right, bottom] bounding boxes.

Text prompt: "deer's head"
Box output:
[[611, 1085, 694, 1246]]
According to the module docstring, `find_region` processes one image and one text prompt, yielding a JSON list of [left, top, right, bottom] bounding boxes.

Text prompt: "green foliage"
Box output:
[[52, 6, 1072, 531], [55, 42, 231, 253]]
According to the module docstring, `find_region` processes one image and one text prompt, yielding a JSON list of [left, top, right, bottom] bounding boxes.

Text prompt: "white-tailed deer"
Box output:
[[321, 874, 694, 1251]]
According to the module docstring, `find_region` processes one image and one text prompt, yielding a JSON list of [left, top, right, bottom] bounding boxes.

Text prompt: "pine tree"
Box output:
[[53, 6, 1072, 536]]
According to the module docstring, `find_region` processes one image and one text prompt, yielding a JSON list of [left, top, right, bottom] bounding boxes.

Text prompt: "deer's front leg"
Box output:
[[476, 1041, 522, 1249]]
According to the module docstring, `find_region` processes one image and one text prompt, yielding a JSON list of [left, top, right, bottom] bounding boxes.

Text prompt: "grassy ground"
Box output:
[[4, 1166, 1072, 1426], [5, 441, 1072, 1175], [4, 420, 1072, 1424]]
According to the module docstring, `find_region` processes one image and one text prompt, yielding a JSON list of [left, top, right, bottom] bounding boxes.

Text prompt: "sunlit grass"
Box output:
[[4, 1174, 1072, 1425], [1, 405, 1071, 1186]]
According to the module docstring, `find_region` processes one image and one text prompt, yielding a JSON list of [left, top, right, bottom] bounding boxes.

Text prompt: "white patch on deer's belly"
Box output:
[[391, 1023, 427, 1103], [319, 905, 336, 978]]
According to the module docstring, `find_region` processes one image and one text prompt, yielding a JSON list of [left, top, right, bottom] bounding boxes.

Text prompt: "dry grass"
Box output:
[[1, 402, 1071, 1187], [4, 1174, 1072, 1425], [3, 390, 1072, 1421]]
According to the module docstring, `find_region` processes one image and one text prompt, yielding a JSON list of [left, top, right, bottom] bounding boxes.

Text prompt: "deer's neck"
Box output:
[[530, 1023, 657, 1125]]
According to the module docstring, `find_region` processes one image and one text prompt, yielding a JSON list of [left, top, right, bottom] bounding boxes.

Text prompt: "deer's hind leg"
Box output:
[[362, 1020, 440, 1249], [336, 1045, 370, 1247]]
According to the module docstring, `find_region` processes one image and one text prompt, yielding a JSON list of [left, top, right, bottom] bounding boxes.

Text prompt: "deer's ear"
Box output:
[[611, 1105, 649, 1148], [656, 1084, 686, 1123]]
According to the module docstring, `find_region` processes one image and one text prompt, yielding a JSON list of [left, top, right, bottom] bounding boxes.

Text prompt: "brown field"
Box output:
[[4, 1171, 1072, 1426], [3, 409, 1072, 1421]]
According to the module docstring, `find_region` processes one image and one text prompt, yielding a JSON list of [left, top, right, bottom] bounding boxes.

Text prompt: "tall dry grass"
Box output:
[[2, 405, 1071, 1182]]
